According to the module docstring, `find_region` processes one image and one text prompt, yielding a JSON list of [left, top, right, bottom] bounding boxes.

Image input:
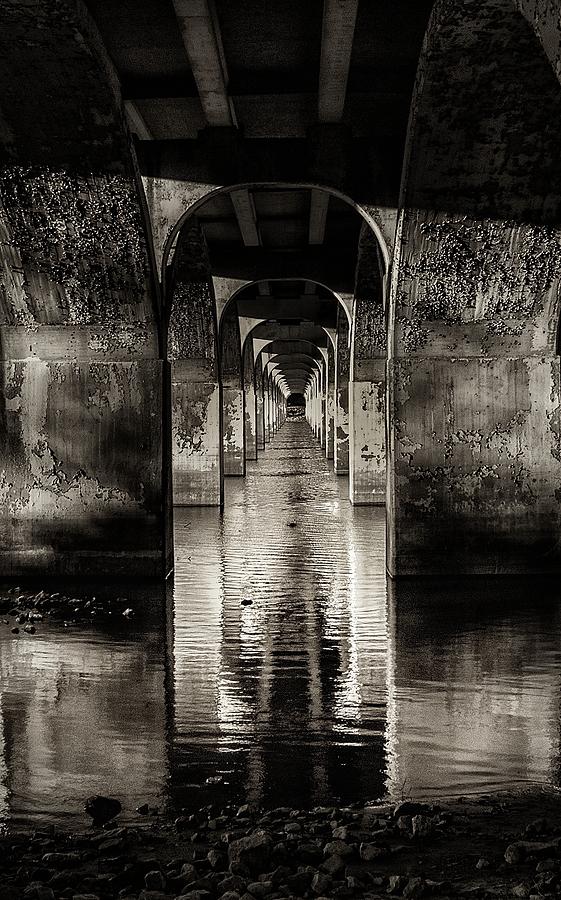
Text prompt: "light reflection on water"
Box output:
[[1, 420, 561, 825]]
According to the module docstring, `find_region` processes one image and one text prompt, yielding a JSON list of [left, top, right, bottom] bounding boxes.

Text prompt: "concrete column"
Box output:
[[326, 343, 336, 460], [0, 336, 170, 578], [222, 384, 245, 476], [388, 355, 561, 575], [256, 375, 265, 451], [243, 344, 257, 461], [172, 360, 222, 506], [334, 322, 350, 474], [349, 360, 385, 505], [264, 379, 272, 443], [244, 380, 257, 461], [220, 309, 244, 476]]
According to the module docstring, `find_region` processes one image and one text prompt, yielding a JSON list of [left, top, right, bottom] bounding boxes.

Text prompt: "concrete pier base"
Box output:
[[349, 378, 385, 505], [387, 356, 561, 576], [172, 361, 222, 507], [223, 387, 245, 476], [334, 384, 349, 474], [0, 356, 169, 577]]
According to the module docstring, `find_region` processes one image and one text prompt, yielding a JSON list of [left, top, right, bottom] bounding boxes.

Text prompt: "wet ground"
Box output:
[[1, 419, 561, 827]]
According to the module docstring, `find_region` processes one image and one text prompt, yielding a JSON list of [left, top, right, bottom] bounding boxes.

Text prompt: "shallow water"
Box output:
[[1, 419, 561, 826]]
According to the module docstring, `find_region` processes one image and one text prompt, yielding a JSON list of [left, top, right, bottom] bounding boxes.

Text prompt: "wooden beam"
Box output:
[[230, 189, 260, 247], [171, 0, 235, 127], [318, 0, 359, 123], [309, 189, 330, 245]]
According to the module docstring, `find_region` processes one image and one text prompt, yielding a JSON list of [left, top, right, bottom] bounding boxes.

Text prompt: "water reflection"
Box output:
[[171, 424, 388, 810], [1, 421, 561, 825], [385, 579, 561, 798], [0, 588, 169, 825]]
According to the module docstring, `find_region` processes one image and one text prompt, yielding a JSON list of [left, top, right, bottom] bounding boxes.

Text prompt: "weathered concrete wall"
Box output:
[[349, 364, 386, 505], [326, 340, 336, 460], [388, 355, 561, 573], [171, 360, 222, 506], [388, 0, 561, 574], [0, 0, 168, 576], [168, 226, 222, 505], [335, 311, 350, 474], [350, 227, 386, 504], [243, 340, 257, 461], [220, 309, 244, 476], [0, 356, 166, 575], [222, 387, 245, 476], [256, 365, 265, 451]]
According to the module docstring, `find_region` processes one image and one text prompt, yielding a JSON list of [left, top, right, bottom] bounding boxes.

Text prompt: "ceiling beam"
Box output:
[[124, 101, 153, 140], [230, 189, 261, 247], [318, 0, 359, 123], [309, 189, 330, 245], [171, 0, 235, 127]]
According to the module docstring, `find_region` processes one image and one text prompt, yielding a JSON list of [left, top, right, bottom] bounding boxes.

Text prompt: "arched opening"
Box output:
[[164, 184, 388, 523]]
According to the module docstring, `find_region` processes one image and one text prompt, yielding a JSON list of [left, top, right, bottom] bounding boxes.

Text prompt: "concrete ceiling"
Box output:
[[86, 0, 434, 195]]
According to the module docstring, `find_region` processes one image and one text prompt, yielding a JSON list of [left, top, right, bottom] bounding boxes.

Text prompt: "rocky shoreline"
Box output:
[[3, 790, 561, 899]]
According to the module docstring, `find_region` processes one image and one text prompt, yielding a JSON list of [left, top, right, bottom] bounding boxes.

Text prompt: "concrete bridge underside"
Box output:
[[0, 0, 561, 577]]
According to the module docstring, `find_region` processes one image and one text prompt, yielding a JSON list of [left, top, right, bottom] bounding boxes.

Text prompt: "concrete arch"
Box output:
[[158, 182, 391, 291], [218, 278, 354, 330]]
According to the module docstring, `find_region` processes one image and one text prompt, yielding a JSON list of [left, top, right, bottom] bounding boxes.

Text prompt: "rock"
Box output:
[[505, 840, 561, 865], [246, 881, 273, 897], [388, 874, 407, 894], [323, 839, 353, 859], [536, 859, 558, 873], [145, 870, 165, 890], [412, 814, 434, 838], [397, 815, 413, 833], [393, 802, 435, 820], [311, 871, 332, 895], [228, 831, 272, 875], [297, 842, 323, 863], [218, 893, 241, 900], [359, 842, 385, 862], [23, 887, 55, 900], [41, 852, 81, 868], [216, 875, 247, 894], [476, 857, 490, 869], [320, 853, 345, 876], [84, 795, 122, 825], [403, 877, 425, 898], [511, 885, 531, 898], [177, 891, 212, 900]]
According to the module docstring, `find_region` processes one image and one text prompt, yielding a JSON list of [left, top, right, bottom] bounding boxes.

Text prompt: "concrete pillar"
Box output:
[[334, 317, 350, 474], [220, 309, 244, 476], [172, 360, 222, 506], [349, 229, 387, 504], [243, 342, 257, 461], [349, 361, 385, 505], [222, 385, 245, 476], [326, 342, 335, 460], [256, 372, 265, 451]]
